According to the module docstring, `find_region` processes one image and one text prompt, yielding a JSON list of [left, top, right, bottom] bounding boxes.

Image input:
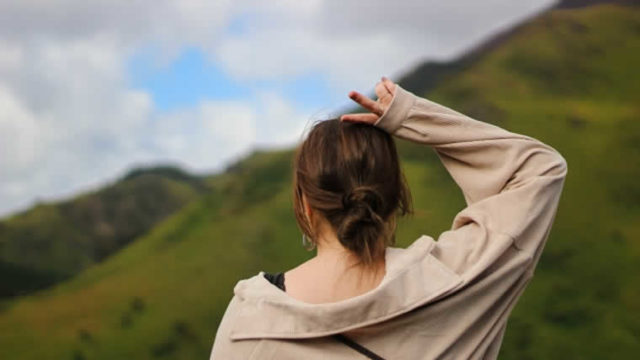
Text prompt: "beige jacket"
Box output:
[[210, 85, 568, 359]]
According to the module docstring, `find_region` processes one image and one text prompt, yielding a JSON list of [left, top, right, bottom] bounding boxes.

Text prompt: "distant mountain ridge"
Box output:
[[395, 0, 637, 96], [0, 165, 210, 297], [555, 0, 638, 9]]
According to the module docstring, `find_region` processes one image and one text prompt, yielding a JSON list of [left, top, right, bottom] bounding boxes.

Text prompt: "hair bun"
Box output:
[[337, 186, 386, 263], [342, 186, 383, 217]]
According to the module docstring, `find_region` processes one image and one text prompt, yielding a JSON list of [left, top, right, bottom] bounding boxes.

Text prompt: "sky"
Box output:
[[0, 0, 556, 218]]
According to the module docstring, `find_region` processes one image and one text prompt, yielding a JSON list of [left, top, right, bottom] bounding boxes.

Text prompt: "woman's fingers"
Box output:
[[381, 76, 396, 95], [374, 81, 391, 101], [340, 113, 379, 124], [342, 77, 396, 124], [348, 91, 384, 115]]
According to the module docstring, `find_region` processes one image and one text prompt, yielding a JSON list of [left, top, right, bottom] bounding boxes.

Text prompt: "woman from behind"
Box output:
[[210, 77, 568, 359]]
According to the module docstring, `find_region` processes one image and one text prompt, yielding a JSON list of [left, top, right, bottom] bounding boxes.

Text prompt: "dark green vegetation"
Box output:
[[0, 2, 638, 359], [0, 165, 210, 297]]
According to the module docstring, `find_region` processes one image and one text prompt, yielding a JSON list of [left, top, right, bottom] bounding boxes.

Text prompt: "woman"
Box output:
[[210, 77, 567, 359]]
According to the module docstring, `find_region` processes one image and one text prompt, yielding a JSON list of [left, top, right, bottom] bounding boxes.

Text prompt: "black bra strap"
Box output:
[[333, 334, 386, 360]]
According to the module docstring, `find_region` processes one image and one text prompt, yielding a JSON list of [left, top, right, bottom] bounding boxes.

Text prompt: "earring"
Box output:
[[302, 233, 315, 251]]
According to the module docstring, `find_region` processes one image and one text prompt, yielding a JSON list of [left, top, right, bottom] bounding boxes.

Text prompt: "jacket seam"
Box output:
[[397, 128, 539, 147]]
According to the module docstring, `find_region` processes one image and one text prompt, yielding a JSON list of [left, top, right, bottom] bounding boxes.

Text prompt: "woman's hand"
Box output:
[[340, 76, 397, 124]]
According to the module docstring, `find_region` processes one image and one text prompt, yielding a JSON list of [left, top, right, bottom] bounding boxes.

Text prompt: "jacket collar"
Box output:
[[229, 235, 463, 340]]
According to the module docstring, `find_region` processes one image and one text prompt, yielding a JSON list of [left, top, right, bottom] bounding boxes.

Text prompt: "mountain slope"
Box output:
[[0, 165, 210, 298], [0, 2, 638, 359]]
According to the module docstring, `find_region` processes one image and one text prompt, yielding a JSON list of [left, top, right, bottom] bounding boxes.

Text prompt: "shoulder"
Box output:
[[211, 295, 241, 346], [209, 295, 259, 359], [209, 273, 264, 359]]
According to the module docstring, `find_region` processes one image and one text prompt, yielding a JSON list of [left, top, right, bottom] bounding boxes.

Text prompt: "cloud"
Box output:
[[0, 1, 241, 217], [214, 0, 556, 92], [252, 90, 312, 148], [0, 37, 153, 217], [0, 85, 43, 176], [149, 100, 258, 173], [0, 0, 555, 217], [0, 0, 234, 56]]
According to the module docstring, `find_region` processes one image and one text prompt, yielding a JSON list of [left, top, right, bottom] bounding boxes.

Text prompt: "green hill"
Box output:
[[0, 2, 638, 359], [0, 165, 210, 298]]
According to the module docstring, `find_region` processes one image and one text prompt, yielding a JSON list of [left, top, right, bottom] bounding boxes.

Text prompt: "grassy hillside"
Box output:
[[0, 166, 210, 298], [0, 2, 638, 359]]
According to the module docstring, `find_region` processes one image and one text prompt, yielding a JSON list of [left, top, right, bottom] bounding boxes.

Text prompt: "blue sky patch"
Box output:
[[128, 46, 337, 115], [128, 47, 250, 111]]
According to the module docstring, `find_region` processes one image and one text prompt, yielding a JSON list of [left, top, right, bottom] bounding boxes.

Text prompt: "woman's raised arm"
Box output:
[[342, 77, 567, 282]]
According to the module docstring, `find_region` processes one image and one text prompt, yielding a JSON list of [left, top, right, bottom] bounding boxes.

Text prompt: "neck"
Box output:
[[312, 228, 386, 281]]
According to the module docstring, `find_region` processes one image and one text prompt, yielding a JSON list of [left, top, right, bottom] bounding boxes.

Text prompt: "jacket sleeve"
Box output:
[[374, 85, 567, 281]]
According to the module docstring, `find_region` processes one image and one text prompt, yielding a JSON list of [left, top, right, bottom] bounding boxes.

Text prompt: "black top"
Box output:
[[263, 271, 286, 291]]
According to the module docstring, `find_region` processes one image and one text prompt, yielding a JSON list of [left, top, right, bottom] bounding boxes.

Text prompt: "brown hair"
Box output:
[[292, 118, 413, 268]]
